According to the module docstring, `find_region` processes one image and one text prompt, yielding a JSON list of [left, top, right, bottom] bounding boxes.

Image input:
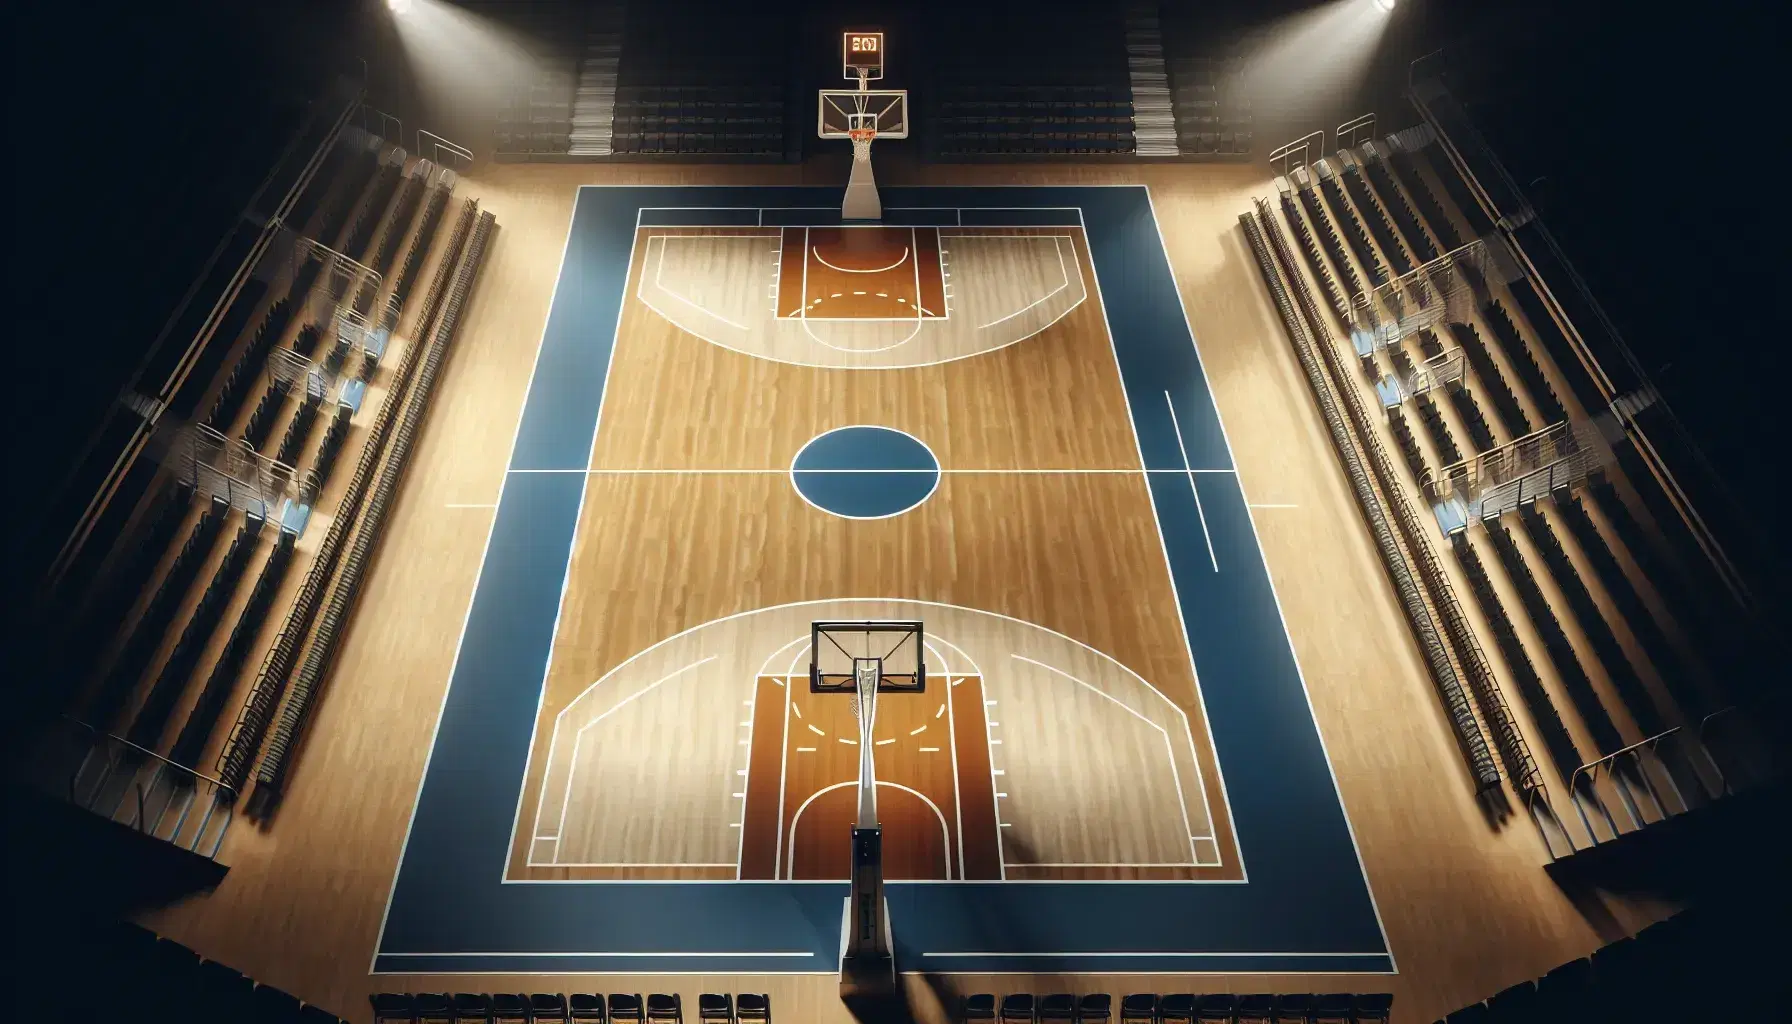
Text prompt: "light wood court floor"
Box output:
[[510, 222, 1231, 884], [139, 162, 1672, 1024]]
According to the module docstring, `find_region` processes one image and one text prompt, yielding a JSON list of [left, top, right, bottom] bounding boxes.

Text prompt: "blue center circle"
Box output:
[[790, 426, 940, 520]]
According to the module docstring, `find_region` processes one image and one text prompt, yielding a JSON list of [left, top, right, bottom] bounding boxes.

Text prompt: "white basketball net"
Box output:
[[849, 127, 875, 162]]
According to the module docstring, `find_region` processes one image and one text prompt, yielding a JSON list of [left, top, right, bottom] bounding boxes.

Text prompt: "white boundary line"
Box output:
[[381, 950, 816, 959], [512, 469, 1232, 477], [1010, 863, 1214, 869], [1140, 185, 1396, 968], [635, 223, 1077, 370], [530, 656, 714, 864], [496, 204, 645, 883], [369, 187, 583, 974], [649, 235, 753, 330], [787, 424, 941, 521], [785, 780, 951, 879], [772, 644, 803, 878], [975, 236, 1075, 330], [506, 597, 1227, 885], [919, 950, 1390, 959], [1078, 205, 1245, 886], [381, 188, 1387, 971], [1011, 654, 1202, 864], [809, 243, 911, 274], [1164, 390, 1221, 573]]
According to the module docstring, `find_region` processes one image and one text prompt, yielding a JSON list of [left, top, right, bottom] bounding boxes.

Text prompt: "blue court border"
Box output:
[[373, 186, 1393, 976]]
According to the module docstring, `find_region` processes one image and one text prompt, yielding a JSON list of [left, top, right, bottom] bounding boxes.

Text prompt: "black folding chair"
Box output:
[[531, 994, 571, 1023], [609, 993, 645, 1021], [647, 993, 682, 1022], [415, 993, 454, 1024], [698, 993, 733, 1022], [736, 993, 769, 1020], [371, 993, 417, 1024], [454, 993, 493, 1022], [196, 960, 255, 1024], [1080, 994, 1113, 1021], [251, 985, 306, 1024], [1350, 993, 1392, 1024], [1039, 994, 1076, 1020], [568, 993, 605, 1021], [964, 993, 998, 1021], [1237, 994, 1275, 1024], [1119, 993, 1158, 1024], [1194, 994, 1238, 1022], [1534, 959, 1591, 1021], [492, 993, 529, 1023], [147, 939, 202, 1004], [1001, 993, 1038, 1023], [1483, 981, 1535, 1023], [1161, 993, 1198, 1023], [1274, 994, 1313, 1023], [1309, 993, 1352, 1024]]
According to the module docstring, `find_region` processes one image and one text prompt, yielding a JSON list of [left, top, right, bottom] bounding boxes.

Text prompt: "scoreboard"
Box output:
[[843, 31, 884, 79]]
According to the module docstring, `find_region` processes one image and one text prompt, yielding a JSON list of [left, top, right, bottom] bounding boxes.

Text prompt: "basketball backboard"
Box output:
[[810, 620, 924, 693], [818, 89, 909, 139]]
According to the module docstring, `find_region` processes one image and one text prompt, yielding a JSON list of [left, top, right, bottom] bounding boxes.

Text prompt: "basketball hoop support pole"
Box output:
[[842, 66, 882, 220], [840, 659, 895, 999]]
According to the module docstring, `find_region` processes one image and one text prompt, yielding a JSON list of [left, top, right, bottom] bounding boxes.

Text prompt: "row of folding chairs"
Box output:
[[966, 992, 1393, 1022], [372, 992, 769, 1022], [1435, 907, 1734, 1022], [98, 921, 349, 1023]]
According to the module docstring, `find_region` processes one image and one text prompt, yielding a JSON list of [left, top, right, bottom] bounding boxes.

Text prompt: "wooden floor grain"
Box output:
[[138, 160, 1666, 1024]]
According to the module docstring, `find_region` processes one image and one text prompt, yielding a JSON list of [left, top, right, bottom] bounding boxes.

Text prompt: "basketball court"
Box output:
[[370, 183, 1391, 977], [356, 29, 1390, 985]]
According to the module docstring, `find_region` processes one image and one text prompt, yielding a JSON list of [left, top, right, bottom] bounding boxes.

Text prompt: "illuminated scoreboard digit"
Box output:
[[844, 31, 884, 74]]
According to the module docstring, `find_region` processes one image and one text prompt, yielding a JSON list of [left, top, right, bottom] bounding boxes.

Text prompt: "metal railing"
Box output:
[[1256, 195, 1544, 801], [1269, 130, 1326, 176], [56, 719, 236, 861], [418, 130, 474, 170], [1336, 112, 1378, 151], [1565, 726, 1702, 848], [1243, 203, 1504, 799], [42, 86, 363, 596]]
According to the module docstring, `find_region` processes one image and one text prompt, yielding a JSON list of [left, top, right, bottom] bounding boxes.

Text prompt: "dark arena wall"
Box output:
[[9, 3, 1784, 1023]]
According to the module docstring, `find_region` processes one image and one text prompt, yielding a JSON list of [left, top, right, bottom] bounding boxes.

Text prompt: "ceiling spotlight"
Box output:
[[1373, 0, 1397, 11], [387, 0, 413, 15]]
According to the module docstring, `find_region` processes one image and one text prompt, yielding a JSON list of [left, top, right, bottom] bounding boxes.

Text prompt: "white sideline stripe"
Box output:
[[1078, 203, 1233, 880], [919, 950, 1388, 958], [372, 186, 586, 972], [1164, 390, 1220, 573], [1009, 862, 1210, 868], [542, 862, 735, 868], [1142, 185, 1393, 957], [383, 950, 816, 958], [510, 467, 1238, 475]]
